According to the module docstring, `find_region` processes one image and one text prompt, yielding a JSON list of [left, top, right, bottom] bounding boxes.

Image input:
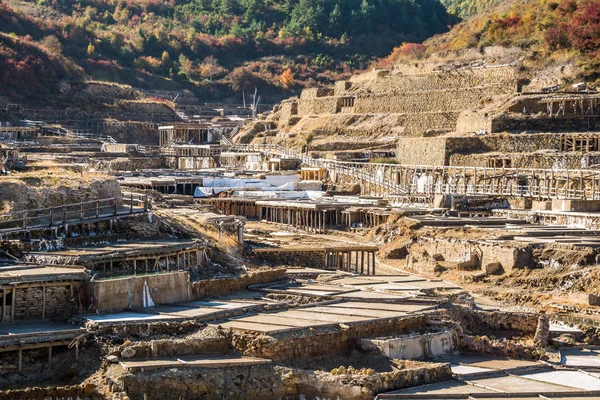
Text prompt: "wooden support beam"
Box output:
[[11, 288, 15, 322], [18, 349, 22, 373]]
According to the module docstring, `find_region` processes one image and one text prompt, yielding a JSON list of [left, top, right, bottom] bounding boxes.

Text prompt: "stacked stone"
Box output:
[[191, 268, 286, 300], [13, 285, 72, 321], [45, 286, 71, 318], [13, 288, 44, 320]]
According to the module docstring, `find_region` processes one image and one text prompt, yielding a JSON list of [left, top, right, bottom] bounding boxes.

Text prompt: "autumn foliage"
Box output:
[[279, 68, 295, 89], [381, 0, 600, 71]]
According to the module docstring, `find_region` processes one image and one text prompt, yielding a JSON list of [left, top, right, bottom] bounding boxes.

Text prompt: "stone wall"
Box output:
[[0, 384, 96, 400], [115, 363, 280, 400], [407, 236, 535, 273], [361, 329, 457, 360], [403, 112, 459, 136], [287, 363, 450, 400], [456, 111, 492, 133], [397, 132, 600, 166], [13, 284, 73, 321], [452, 306, 539, 335], [353, 86, 509, 114], [450, 152, 600, 170], [255, 251, 326, 269], [231, 315, 427, 361], [297, 97, 339, 115], [118, 100, 174, 115], [397, 137, 477, 166], [350, 66, 518, 95], [87, 320, 203, 340], [109, 362, 450, 400], [492, 114, 600, 133], [278, 101, 298, 126], [113, 337, 231, 359], [88, 271, 191, 313], [300, 87, 334, 99], [190, 268, 286, 300], [397, 137, 448, 165]]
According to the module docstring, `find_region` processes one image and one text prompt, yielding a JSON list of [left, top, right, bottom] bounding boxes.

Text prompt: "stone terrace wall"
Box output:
[[232, 315, 427, 361], [297, 97, 339, 115], [456, 111, 493, 133], [354, 86, 509, 114], [403, 112, 459, 136], [397, 132, 600, 166], [112, 337, 231, 359], [451, 306, 539, 335], [279, 101, 298, 125], [351, 66, 519, 95], [0, 384, 96, 400], [116, 363, 280, 400], [397, 137, 477, 166], [13, 285, 72, 321], [300, 87, 334, 99], [190, 268, 286, 299], [450, 152, 600, 170], [407, 237, 534, 273], [492, 115, 600, 133]]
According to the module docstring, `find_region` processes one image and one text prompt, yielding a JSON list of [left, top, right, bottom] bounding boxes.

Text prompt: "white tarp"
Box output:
[[195, 176, 323, 198]]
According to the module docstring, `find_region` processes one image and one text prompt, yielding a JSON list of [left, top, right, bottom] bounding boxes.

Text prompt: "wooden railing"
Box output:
[[0, 193, 150, 233], [229, 144, 600, 200]]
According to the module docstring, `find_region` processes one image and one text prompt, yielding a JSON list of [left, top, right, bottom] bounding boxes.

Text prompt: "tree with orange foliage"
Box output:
[[279, 68, 294, 89]]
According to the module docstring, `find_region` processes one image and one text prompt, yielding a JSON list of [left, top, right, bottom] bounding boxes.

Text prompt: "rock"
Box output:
[[106, 355, 119, 363], [120, 347, 136, 359], [431, 253, 445, 261], [534, 316, 550, 347], [589, 293, 600, 306], [433, 263, 447, 273], [484, 262, 503, 275], [83, 383, 96, 394]]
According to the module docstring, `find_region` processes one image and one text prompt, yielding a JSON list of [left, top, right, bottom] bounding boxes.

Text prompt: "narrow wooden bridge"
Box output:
[[0, 193, 150, 239]]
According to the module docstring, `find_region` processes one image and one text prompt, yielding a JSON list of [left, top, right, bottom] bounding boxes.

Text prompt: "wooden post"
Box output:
[[361, 252, 365, 275], [17, 349, 22, 374], [11, 288, 15, 322], [2, 288, 5, 323], [80, 202, 84, 221], [130, 194, 134, 214], [42, 285, 46, 320], [372, 251, 376, 275], [48, 345, 53, 366]]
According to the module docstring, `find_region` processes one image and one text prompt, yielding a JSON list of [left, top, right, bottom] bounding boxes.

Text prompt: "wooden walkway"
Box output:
[[229, 144, 600, 201], [0, 193, 150, 237]]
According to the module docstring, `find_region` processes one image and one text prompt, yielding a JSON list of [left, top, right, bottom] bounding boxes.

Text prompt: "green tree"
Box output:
[[329, 4, 343, 37], [288, 0, 324, 36]]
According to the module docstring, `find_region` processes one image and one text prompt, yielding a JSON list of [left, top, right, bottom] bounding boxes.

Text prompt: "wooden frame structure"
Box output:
[[253, 245, 378, 275], [230, 144, 600, 201], [25, 240, 210, 276]]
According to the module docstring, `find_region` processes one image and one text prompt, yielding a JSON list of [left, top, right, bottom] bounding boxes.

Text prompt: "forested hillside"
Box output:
[[0, 0, 456, 103], [379, 0, 600, 84], [440, 0, 503, 18]]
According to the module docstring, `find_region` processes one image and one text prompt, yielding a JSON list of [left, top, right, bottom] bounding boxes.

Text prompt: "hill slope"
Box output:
[[379, 0, 600, 87], [0, 0, 456, 105]]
